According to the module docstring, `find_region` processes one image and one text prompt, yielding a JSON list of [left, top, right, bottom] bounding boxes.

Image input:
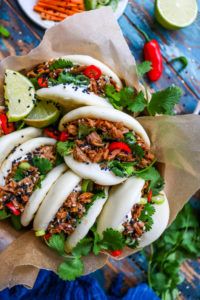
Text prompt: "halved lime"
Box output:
[[4, 69, 35, 121], [155, 0, 198, 30], [24, 101, 60, 128]]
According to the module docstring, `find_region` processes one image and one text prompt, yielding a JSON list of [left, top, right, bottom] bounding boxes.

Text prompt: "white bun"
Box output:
[[21, 164, 67, 227], [36, 55, 122, 111], [0, 137, 56, 186], [59, 106, 150, 185], [36, 84, 112, 112], [139, 191, 169, 248], [96, 177, 145, 236], [33, 171, 81, 231], [0, 127, 41, 167], [65, 187, 109, 252]]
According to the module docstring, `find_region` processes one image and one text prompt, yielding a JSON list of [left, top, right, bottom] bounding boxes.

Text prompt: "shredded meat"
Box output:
[[70, 65, 87, 74], [73, 145, 90, 163], [47, 186, 95, 235], [122, 204, 145, 239], [89, 78, 98, 94], [86, 131, 103, 147], [67, 124, 78, 136], [33, 145, 56, 164]]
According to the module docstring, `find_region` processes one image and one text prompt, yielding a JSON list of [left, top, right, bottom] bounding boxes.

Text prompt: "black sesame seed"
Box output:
[[18, 99, 21, 103]]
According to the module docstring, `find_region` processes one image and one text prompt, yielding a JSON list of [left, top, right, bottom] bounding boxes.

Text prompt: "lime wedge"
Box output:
[[24, 101, 60, 128], [155, 0, 198, 30], [4, 70, 35, 122]]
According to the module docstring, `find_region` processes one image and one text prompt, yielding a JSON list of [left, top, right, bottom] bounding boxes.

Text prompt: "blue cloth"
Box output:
[[0, 269, 160, 300]]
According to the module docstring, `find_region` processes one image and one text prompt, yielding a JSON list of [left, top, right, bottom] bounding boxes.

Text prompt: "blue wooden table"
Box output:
[[0, 0, 200, 299]]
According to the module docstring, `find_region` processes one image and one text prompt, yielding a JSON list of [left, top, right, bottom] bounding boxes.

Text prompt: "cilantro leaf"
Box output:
[[11, 215, 22, 231], [126, 91, 147, 113], [92, 190, 106, 201], [124, 132, 136, 147], [100, 228, 125, 251], [0, 209, 10, 220], [125, 237, 139, 249], [13, 168, 26, 182], [139, 203, 155, 231], [29, 78, 40, 90], [137, 61, 152, 77], [108, 160, 135, 177], [78, 124, 94, 139], [147, 86, 182, 116], [72, 237, 93, 257], [49, 59, 73, 71], [91, 227, 102, 255], [0, 25, 10, 38], [105, 85, 121, 109], [49, 71, 89, 87], [47, 233, 65, 255], [58, 257, 84, 281], [132, 144, 144, 159], [56, 141, 74, 157], [136, 166, 164, 195], [32, 156, 53, 175]]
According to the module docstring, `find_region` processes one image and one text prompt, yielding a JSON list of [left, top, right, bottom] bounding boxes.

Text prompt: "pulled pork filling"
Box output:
[[0, 145, 56, 213], [46, 183, 103, 235], [26, 60, 119, 96], [63, 118, 154, 169], [122, 204, 145, 240]]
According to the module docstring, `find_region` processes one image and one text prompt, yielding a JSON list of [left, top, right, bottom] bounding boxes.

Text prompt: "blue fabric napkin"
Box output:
[[0, 269, 160, 300]]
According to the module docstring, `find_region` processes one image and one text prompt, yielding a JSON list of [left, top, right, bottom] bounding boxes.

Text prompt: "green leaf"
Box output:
[[11, 215, 22, 231], [132, 143, 144, 159], [105, 85, 121, 109], [91, 227, 102, 255], [29, 78, 40, 90], [137, 61, 152, 77], [58, 257, 84, 281], [56, 71, 89, 86], [13, 168, 26, 182], [108, 160, 135, 177], [92, 190, 106, 201], [78, 124, 94, 139], [49, 59, 73, 71], [124, 132, 136, 147], [0, 209, 10, 220], [32, 156, 53, 175], [126, 91, 147, 113], [72, 237, 93, 257], [169, 56, 188, 73], [137, 166, 164, 195], [139, 203, 155, 231], [100, 228, 125, 251], [56, 141, 75, 157], [0, 25, 10, 38], [47, 233, 65, 255], [147, 86, 182, 116]]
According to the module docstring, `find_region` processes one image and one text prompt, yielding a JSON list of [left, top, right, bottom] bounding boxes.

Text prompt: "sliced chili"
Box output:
[[110, 250, 123, 257], [0, 113, 15, 134], [5, 202, 21, 216], [109, 142, 131, 153], [59, 131, 68, 142], [44, 233, 52, 240], [147, 189, 153, 203], [37, 77, 48, 88], [44, 128, 60, 140], [83, 65, 102, 80]]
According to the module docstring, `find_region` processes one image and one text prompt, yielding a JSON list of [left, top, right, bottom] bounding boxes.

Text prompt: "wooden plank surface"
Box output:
[[0, 0, 200, 298]]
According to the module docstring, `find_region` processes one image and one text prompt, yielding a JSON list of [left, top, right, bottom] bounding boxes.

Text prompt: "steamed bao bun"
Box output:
[[36, 55, 122, 112], [59, 106, 150, 186]]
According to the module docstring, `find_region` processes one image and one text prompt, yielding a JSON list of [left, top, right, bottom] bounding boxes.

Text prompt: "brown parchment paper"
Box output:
[[0, 7, 199, 290]]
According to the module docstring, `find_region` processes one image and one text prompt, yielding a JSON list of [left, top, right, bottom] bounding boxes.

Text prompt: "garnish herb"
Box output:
[[48, 72, 89, 87], [137, 61, 152, 77], [78, 124, 95, 139], [146, 203, 200, 299], [11, 215, 22, 231], [108, 161, 135, 177], [32, 156, 53, 175], [136, 166, 164, 195], [0, 25, 10, 38], [56, 141, 75, 157], [0, 209, 10, 220], [49, 59, 73, 71], [139, 203, 155, 231]]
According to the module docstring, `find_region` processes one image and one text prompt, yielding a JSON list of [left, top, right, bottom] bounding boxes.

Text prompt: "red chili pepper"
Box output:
[[137, 27, 163, 81], [37, 77, 48, 88], [44, 128, 60, 140], [110, 250, 123, 257], [44, 233, 52, 240], [83, 65, 102, 80], [59, 131, 68, 142], [0, 114, 15, 134], [5, 202, 21, 216], [147, 189, 153, 203], [109, 142, 131, 153]]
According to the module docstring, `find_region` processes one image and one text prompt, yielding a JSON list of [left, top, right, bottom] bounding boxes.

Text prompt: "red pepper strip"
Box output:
[[44, 128, 60, 140], [59, 131, 68, 142], [136, 26, 163, 81], [147, 189, 153, 203], [83, 65, 102, 80], [37, 77, 48, 88], [44, 233, 52, 240], [5, 202, 21, 216], [110, 250, 123, 257], [109, 142, 131, 153], [0, 114, 15, 134]]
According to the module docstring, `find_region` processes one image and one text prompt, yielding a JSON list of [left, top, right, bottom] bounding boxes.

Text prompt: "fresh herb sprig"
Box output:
[[146, 203, 200, 299]]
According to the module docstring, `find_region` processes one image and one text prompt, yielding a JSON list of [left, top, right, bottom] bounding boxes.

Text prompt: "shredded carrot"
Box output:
[[34, 0, 85, 22]]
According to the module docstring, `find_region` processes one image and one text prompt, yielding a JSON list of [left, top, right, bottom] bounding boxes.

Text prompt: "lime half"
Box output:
[[4, 70, 35, 121], [24, 101, 60, 128], [155, 0, 198, 30]]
